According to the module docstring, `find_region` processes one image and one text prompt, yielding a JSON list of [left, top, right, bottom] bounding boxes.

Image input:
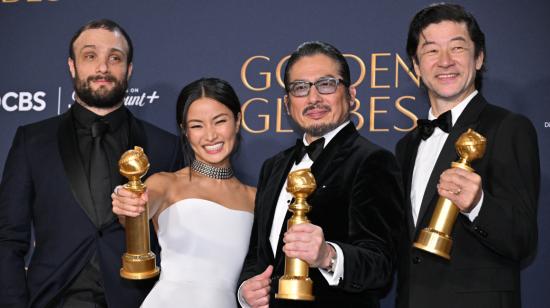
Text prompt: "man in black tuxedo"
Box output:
[[0, 19, 182, 307], [238, 41, 403, 308], [395, 4, 540, 308]]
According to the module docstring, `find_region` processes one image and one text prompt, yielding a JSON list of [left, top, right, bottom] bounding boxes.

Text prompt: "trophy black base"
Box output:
[[413, 228, 452, 260], [120, 252, 160, 280], [275, 276, 315, 301]]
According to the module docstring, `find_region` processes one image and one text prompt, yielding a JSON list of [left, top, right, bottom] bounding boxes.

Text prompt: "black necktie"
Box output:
[[89, 120, 111, 225], [294, 137, 325, 164], [417, 110, 452, 140]]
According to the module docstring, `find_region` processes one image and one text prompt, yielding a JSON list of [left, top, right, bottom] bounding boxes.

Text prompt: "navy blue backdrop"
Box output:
[[1, 1, 548, 307]]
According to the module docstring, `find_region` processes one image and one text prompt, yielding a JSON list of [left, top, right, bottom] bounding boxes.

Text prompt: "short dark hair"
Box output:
[[406, 3, 486, 89], [283, 41, 351, 93], [69, 19, 134, 63], [176, 78, 242, 167]]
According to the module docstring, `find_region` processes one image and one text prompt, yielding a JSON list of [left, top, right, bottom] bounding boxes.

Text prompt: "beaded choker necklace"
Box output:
[[191, 160, 234, 180]]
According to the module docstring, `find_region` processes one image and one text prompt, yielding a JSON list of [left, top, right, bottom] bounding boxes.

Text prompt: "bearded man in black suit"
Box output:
[[238, 41, 404, 308], [395, 4, 540, 308], [0, 19, 182, 307]]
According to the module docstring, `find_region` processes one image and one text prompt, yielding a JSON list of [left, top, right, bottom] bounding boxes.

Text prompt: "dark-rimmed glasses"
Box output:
[[287, 77, 347, 97]]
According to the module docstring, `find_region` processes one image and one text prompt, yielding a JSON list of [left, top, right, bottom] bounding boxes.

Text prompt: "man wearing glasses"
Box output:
[[238, 41, 404, 308]]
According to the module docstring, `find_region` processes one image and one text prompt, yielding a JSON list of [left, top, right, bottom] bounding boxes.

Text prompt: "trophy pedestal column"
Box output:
[[413, 228, 453, 260], [275, 276, 314, 301], [120, 252, 160, 280]]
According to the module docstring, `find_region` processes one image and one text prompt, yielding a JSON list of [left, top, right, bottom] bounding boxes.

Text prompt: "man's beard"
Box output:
[[300, 102, 348, 137], [73, 72, 128, 109], [303, 122, 341, 137]]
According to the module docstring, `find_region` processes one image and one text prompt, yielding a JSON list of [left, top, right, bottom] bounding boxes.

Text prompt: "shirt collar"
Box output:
[[302, 120, 350, 147], [72, 102, 128, 132], [428, 90, 478, 126]]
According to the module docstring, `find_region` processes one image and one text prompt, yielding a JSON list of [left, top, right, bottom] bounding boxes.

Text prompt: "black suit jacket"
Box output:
[[0, 107, 183, 308], [395, 94, 540, 308], [239, 123, 404, 308]]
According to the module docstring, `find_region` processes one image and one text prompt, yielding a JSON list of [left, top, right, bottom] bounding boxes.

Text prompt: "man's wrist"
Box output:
[[322, 243, 336, 271]]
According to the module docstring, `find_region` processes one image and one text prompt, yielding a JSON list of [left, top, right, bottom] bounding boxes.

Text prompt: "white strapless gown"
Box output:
[[141, 199, 253, 308]]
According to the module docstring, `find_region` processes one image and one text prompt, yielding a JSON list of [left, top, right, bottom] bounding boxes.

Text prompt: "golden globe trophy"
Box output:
[[413, 128, 486, 259], [275, 169, 315, 301], [118, 146, 160, 279]]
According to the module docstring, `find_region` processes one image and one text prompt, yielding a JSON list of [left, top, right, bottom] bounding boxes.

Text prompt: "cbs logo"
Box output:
[[1, 92, 46, 112]]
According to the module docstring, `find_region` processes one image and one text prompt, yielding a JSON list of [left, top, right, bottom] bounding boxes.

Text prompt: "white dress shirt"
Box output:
[[410, 90, 483, 226]]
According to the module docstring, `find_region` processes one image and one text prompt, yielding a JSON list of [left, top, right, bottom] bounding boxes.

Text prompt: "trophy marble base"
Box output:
[[275, 276, 315, 301], [413, 228, 452, 260], [120, 252, 160, 280]]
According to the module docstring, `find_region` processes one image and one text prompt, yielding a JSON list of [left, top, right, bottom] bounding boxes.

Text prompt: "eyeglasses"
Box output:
[[287, 77, 347, 97]]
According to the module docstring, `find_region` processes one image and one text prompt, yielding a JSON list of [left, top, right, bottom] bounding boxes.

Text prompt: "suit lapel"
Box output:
[[402, 130, 423, 239], [128, 111, 148, 151], [310, 122, 357, 183], [57, 110, 99, 226], [416, 94, 487, 229]]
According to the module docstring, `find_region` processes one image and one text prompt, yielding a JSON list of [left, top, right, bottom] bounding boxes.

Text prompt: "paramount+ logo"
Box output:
[[1, 91, 46, 112]]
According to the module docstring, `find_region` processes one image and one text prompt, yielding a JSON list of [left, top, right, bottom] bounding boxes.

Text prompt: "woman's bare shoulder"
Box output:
[[147, 168, 190, 184], [146, 168, 191, 193]]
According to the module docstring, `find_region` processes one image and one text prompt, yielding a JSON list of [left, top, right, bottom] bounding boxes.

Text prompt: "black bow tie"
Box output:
[[417, 110, 452, 140], [294, 137, 325, 164]]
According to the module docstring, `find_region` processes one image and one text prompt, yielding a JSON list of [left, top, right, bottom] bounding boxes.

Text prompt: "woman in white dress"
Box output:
[[112, 78, 255, 308]]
